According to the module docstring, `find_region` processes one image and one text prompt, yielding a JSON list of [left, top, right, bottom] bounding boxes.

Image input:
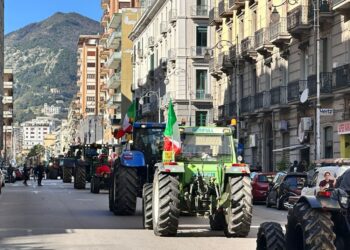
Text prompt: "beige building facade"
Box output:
[[210, 0, 350, 171], [0, 0, 4, 151], [3, 69, 13, 162]]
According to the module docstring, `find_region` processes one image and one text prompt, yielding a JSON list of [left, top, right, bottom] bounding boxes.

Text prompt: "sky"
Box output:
[[5, 0, 102, 34]]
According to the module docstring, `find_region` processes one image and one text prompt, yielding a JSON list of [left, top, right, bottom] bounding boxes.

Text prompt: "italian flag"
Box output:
[[115, 101, 136, 139], [163, 100, 181, 159]]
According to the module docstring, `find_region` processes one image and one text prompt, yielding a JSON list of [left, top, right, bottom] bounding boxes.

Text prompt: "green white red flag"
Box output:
[[115, 101, 136, 139], [163, 100, 181, 157]]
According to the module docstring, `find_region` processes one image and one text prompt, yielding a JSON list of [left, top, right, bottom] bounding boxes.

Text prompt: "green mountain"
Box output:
[[5, 12, 102, 123]]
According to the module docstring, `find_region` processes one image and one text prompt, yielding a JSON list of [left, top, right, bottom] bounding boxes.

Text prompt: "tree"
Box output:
[[28, 144, 45, 158]]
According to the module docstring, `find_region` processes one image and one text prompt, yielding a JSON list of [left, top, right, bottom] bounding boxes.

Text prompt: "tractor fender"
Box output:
[[119, 150, 146, 167], [297, 195, 342, 210], [155, 162, 185, 173], [224, 165, 250, 175]]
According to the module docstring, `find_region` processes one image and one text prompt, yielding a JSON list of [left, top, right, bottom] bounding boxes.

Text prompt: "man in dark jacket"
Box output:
[[336, 168, 350, 191], [23, 164, 30, 186], [37, 163, 45, 186]]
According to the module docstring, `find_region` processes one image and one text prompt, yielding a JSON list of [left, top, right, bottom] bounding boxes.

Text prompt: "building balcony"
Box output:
[[333, 0, 350, 17], [191, 46, 209, 58], [107, 93, 122, 107], [254, 28, 273, 58], [287, 5, 312, 39], [169, 9, 177, 23], [269, 17, 291, 49], [240, 36, 257, 62], [101, 10, 110, 26], [333, 63, 350, 90], [4, 81, 13, 89], [106, 31, 121, 49], [108, 13, 121, 30], [287, 80, 301, 102], [217, 51, 233, 71], [168, 49, 176, 61], [254, 91, 271, 111], [209, 8, 223, 26], [218, 0, 233, 17], [218, 102, 236, 120], [306, 73, 333, 96], [3, 110, 13, 119], [191, 5, 209, 18], [270, 86, 288, 107], [105, 51, 121, 69], [194, 90, 213, 103], [240, 96, 254, 114], [228, 0, 245, 10], [160, 21, 168, 34], [308, 0, 333, 26], [148, 36, 155, 48], [2, 96, 12, 104], [209, 58, 222, 77], [107, 72, 121, 89]]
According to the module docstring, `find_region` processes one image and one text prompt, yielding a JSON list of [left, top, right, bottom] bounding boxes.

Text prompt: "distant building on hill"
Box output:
[[41, 103, 61, 116]]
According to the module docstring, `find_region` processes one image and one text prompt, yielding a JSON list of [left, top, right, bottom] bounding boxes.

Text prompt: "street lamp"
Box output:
[[272, 0, 321, 161], [204, 39, 242, 140], [139, 91, 161, 123]]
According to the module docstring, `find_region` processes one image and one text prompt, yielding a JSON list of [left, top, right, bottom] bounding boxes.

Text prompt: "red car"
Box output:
[[251, 172, 276, 202]]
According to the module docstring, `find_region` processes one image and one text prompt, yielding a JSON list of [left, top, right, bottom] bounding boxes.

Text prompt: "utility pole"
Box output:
[[315, 0, 321, 161], [236, 35, 240, 141]]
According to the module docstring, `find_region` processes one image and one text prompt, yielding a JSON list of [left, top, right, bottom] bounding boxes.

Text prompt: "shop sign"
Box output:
[[320, 108, 333, 116], [338, 121, 350, 135]]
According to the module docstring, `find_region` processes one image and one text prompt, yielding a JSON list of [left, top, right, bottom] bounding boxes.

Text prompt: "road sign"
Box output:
[[320, 108, 333, 116]]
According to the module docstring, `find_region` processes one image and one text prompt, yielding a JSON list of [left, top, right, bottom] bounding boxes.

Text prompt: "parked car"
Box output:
[[266, 172, 308, 210], [0, 169, 5, 194], [250, 172, 275, 202]]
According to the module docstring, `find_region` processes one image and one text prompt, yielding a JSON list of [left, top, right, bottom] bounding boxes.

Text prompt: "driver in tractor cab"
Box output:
[[96, 149, 111, 176]]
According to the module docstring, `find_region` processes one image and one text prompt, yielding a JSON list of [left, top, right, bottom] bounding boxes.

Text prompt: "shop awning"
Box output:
[[273, 144, 310, 152]]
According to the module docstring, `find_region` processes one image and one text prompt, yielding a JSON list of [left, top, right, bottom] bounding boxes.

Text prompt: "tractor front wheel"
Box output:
[[142, 183, 153, 229], [285, 201, 336, 250], [91, 176, 100, 194], [152, 170, 180, 236], [62, 167, 72, 183], [74, 166, 86, 189], [256, 222, 285, 250], [113, 165, 138, 215], [224, 176, 253, 237]]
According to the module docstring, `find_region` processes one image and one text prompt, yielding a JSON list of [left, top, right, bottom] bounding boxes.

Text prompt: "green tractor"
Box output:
[[144, 126, 253, 237]]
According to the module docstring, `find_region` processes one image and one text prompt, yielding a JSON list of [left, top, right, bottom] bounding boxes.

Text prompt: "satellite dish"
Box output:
[[300, 88, 309, 103]]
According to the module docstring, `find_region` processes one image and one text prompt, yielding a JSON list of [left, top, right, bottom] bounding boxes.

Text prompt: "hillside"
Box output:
[[5, 12, 102, 123]]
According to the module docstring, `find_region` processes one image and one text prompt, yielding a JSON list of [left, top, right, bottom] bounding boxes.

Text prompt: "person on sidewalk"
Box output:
[[37, 162, 45, 186], [23, 164, 29, 186]]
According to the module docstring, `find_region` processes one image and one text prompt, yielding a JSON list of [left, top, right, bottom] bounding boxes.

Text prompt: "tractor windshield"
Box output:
[[132, 128, 164, 159], [178, 133, 234, 162]]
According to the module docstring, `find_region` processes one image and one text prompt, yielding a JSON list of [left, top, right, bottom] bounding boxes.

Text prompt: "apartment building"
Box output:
[[100, 0, 140, 144], [129, 0, 214, 125], [3, 69, 14, 162], [210, 0, 350, 171], [0, 0, 3, 151], [41, 103, 61, 116]]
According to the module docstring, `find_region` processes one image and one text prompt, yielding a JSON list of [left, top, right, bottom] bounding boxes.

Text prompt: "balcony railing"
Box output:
[[241, 36, 257, 61], [333, 63, 350, 89], [219, 0, 233, 17], [306, 73, 333, 95], [288, 80, 300, 102], [191, 5, 209, 17], [255, 28, 271, 48], [106, 31, 121, 49], [218, 51, 233, 69], [191, 46, 209, 57], [269, 17, 290, 44], [270, 86, 288, 105], [287, 5, 312, 36], [107, 72, 121, 89], [229, 45, 238, 61], [105, 51, 121, 69], [160, 21, 167, 34], [169, 9, 177, 23], [228, 0, 245, 10], [195, 90, 212, 100], [209, 8, 222, 26], [241, 96, 254, 113], [254, 91, 271, 110]]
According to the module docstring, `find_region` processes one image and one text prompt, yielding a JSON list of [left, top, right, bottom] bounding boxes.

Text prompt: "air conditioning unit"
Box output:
[[301, 117, 312, 131], [160, 57, 168, 70], [249, 134, 257, 148]]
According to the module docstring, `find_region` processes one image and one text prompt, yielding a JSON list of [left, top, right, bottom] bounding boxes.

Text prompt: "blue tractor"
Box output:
[[109, 122, 165, 215]]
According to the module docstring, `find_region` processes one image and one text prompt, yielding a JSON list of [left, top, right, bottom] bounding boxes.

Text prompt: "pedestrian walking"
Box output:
[[297, 160, 307, 173], [290, 161, 298, 172], [37, 162, 45, 186], [23, 164, 30, 186]]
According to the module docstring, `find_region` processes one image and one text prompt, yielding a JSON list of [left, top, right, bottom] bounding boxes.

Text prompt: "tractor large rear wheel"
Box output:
[[109, 171, 115, 212], [256, 222, 285, 250], [209, 209, 226, 231], [74, 166, 86, 189], [62, 167, 72, 183], [224, 176, 253, 237], [152, 170, 180, 236], [286, 201, 336, 250], [142, 183, 153, 229], [113, 165, 138, 215], [90, 176, 100, 194]]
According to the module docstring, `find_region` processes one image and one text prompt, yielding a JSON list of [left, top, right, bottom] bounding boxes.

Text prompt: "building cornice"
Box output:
[[129, 0, 167, 41]]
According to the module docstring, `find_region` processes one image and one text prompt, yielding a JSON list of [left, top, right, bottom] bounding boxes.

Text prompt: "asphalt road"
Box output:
[[0, 179, 287, 250]]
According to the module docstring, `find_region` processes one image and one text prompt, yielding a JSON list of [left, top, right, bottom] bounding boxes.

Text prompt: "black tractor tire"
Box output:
[[48, 169, 58, 179], [152, 170, 180, 236], [91, 176, 100, 194], [62, 167, 72, 183], [74, 166, 86, 190], [224, 176, 253, 237], [209, 210, 226, 231], [109, 172, 115, 212], [113, 165, 138, 215], [285, 201, 336, 250], [142, 183, 153, 230], [256, 222, 285, 250]]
